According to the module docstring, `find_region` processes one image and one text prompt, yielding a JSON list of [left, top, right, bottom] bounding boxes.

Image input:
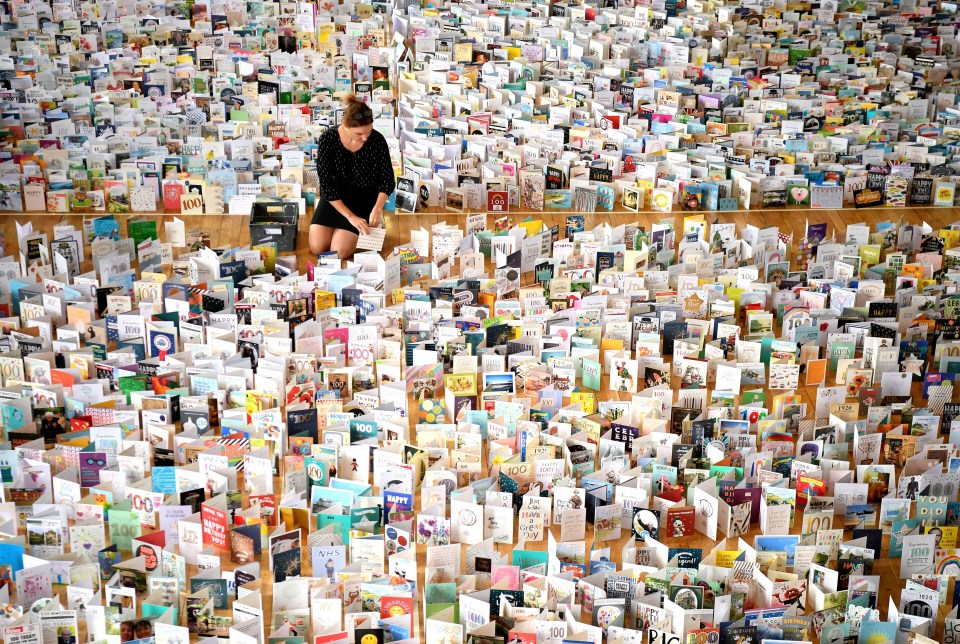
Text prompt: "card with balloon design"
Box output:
[[592, 598, 626, 636]]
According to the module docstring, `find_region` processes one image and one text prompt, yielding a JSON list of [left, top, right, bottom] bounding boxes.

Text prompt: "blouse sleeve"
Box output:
[[316, 130, 342, 201], [376, 135, 396, 196]]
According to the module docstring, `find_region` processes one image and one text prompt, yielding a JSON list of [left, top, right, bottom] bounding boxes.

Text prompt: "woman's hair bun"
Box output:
[[341, 93, 374, 127]]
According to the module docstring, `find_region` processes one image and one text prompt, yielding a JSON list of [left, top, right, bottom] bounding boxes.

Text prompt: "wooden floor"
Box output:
[[3, 206, 956, 640]]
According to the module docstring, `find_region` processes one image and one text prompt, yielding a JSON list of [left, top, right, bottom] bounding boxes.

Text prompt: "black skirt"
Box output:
[[311, 191, 378, 234]]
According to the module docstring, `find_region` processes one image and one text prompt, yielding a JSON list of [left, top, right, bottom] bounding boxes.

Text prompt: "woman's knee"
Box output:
[[309, 226, 329, 254], [331, 243, 356, 261], [331, 243, 354, 260]]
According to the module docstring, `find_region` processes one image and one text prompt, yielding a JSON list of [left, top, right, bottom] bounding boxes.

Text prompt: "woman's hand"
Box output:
[[369, 205, 383, 228], [348, 214, 370, 235]]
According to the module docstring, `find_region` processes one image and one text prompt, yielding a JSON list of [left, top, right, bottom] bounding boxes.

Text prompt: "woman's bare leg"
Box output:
[[310, 224, 335, 254], [330, 229, 360, 260]]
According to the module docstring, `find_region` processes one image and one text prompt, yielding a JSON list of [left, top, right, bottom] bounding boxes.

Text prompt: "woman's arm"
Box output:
[[316, 131, 343, 204], [327, 198, 357, 221], [369, 135, 396, 228], [377, 134, 396, 197], [369, 191, 389, 228]]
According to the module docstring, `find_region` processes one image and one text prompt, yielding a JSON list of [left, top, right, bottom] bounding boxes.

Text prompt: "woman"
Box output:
[[310, 94, 395, 259]]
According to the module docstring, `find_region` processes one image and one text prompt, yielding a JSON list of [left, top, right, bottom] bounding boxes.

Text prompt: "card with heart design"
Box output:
[[787, 185, 810, 206]]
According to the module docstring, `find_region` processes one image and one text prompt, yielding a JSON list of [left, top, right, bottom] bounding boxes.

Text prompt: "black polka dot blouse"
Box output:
[[315, 126, 396, 202]]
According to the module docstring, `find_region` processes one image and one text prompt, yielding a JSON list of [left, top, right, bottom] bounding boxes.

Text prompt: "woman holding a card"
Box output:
[[310, 94, 396, 259]]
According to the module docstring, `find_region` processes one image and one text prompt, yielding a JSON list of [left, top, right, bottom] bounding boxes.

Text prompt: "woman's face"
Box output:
[[343, 124, 373, 146]]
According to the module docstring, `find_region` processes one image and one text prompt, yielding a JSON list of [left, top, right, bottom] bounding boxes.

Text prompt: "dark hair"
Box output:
[[341, 94, 373, 127]]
